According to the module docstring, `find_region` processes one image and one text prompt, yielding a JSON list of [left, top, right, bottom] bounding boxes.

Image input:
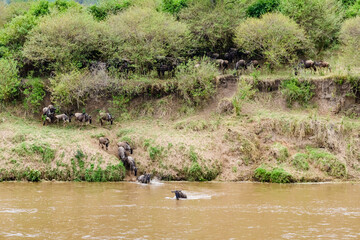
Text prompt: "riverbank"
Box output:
[[1, 74, 360, 183]]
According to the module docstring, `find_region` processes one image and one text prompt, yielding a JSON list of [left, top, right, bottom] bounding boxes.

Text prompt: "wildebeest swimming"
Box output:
[[138, 173, 151, 184], [171, 190, 187, 200]]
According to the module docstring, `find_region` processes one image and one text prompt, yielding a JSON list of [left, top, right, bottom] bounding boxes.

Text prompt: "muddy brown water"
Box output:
[[0, 182, 359, 239]]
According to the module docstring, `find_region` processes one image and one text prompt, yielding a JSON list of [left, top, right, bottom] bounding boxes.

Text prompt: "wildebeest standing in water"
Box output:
[[138, 173, 151, 184]]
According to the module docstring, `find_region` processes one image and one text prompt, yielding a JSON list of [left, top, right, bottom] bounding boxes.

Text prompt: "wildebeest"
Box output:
[[118, 146, 127, 162], [216, 59, 229, 73], [99, 137, 110, 150], [224, 48, 239, 63], [99, 112, 113, 126], [315, 61, 331, 72], [156, 56, 178, 78], [235, 59, 247, 75], [125, 156, 137, 176], [74, 113, 92, 124], [42, 105, 56, 125], [171, 190, 187, 200], [207, 52, 220, 60], [138, 173, 151, 184], [117, 142, 133, 154], [247, 60, 260, 69], [54, 114, 71, 124], [299, 60, 316, 73]]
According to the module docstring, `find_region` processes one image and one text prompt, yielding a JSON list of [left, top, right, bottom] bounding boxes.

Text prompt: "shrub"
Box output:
[[292, 153, 310, 171], [234, 13, 308, 67], [23, 78, 46, 113], [272, 143, 289, 162], [161, 0, 188, 15], [232, 79, 257, 116], [88, 0, 131, 21], [179, 1, 243, 53], [280, 77, 315, 107], [254, 167, 293, 183], [23, 10, 103, 71], [246, 0, 280, 18], [339, 16, 360, 66], [306, 147, 347, 178], [345, 0, 360, 17], [176, 58, 218, 106], [280, 0, 343, 52], [104, 7, 189, 73], [25, 168, 41, 182], [0, 14, 38, 50], [0, 58, 20, 102]]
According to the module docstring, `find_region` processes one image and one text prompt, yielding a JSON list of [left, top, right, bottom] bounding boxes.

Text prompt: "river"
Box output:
[[0, 181, 359, 239]]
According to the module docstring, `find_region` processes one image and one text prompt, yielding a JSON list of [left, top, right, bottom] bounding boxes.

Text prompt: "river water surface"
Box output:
[[0, 182, 359, 239]]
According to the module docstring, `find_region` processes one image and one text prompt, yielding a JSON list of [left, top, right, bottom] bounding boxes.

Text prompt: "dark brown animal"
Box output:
[[216, 59, 229, 73], [117, 142, 133, 154], [74, 113, 92, 124], [99, 137, 110, 150], [247, 60, 260, 69], [315, 61, 331, 72], [235, 59, 247, 75], [300, 60, 316, 73], [171, 190, 187, 200], [99, 112, 113, 126]]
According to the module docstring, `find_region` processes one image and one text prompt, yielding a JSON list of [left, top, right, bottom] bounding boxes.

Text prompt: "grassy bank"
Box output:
[[1, 74, 360, 182]]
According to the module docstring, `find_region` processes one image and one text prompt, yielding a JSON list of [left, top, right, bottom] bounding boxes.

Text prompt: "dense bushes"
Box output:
[[88, 0, 131, 21], [339, 16, 360, 64], [176, 58, 218, 105], [345, 0, 360, 17], [104, 7, 189, 73], [254, 167, 293, 183], [0, 58, 19, 102], [161, 0, 188, 15], [234, 13, 308, 66], [23, 78, 46, 113], [280, 0, 343, 52], [246, 0, 280, 18], [23, 10, 102, 71], [280, 77, 315, 107]]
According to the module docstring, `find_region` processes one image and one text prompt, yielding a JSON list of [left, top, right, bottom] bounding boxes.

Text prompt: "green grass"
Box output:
[[254, 167, 293, 183]]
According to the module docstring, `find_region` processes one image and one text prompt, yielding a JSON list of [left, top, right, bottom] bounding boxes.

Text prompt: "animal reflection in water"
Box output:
[[171, 190, 187, 200]]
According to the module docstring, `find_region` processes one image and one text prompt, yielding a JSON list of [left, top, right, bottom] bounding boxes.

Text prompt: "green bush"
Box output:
[[104, 7, 189, 73], [254, 167, 293, 183], [345, 0, 360, 17], [306, 147, 347, 178], [280, 0, 343, 52], [176, 58, 218, 106], [89, 0, 131, 21], [232, 79, 257, 116], [23, 10, 103, 71], [272, 143, 289, 162], [292, 153, 310, 171], [29, 0, 50, 17], [161, 0, 188, 15], [179, 1, 242, 52], [25, 168, 41, 182], [339, 16, 360, 66], [23, 78, 46, 113], [234, 13, 308, 67], [280, 77, 315, 107], [0, 58, 20, 102], [246, 0, 280, 18], [0, 14, 38, 50]]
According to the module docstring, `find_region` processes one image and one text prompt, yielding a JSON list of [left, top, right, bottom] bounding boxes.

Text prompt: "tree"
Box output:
[[234, 13, 308, 67], [345, 0, 360, 18], [339, 16, 360, 65], [246, 0, 280, 18], [103, 7, 190, 72], [23, 10, 103, 71], [280, 0, 344, 53]]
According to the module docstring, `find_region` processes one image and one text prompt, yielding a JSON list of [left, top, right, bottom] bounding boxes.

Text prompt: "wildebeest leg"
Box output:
[[100, 119, 103, 126]]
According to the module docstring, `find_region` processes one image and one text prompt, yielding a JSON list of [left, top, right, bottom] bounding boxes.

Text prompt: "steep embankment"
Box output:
[[1, 74, 360, 182]]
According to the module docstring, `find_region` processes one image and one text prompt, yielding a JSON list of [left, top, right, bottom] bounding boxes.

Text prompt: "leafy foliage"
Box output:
[[23, 10, 102, 71], [339, 16, 360, 64], [104, 7, 189, 73], [345, 0, 360, 17], [246, 0, 280, 18], [280, 0, 344, 52], [161, 0, 188, 15], [176, 58, 218, 106], [234, 13, 308, 66], [280, 77, 315, 107], [88, 0, 131, 21], [23, 78, 46, 113], [0, 58, 20, 102], [254, 167, 293, 183], [232, 79, 257, 116]]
